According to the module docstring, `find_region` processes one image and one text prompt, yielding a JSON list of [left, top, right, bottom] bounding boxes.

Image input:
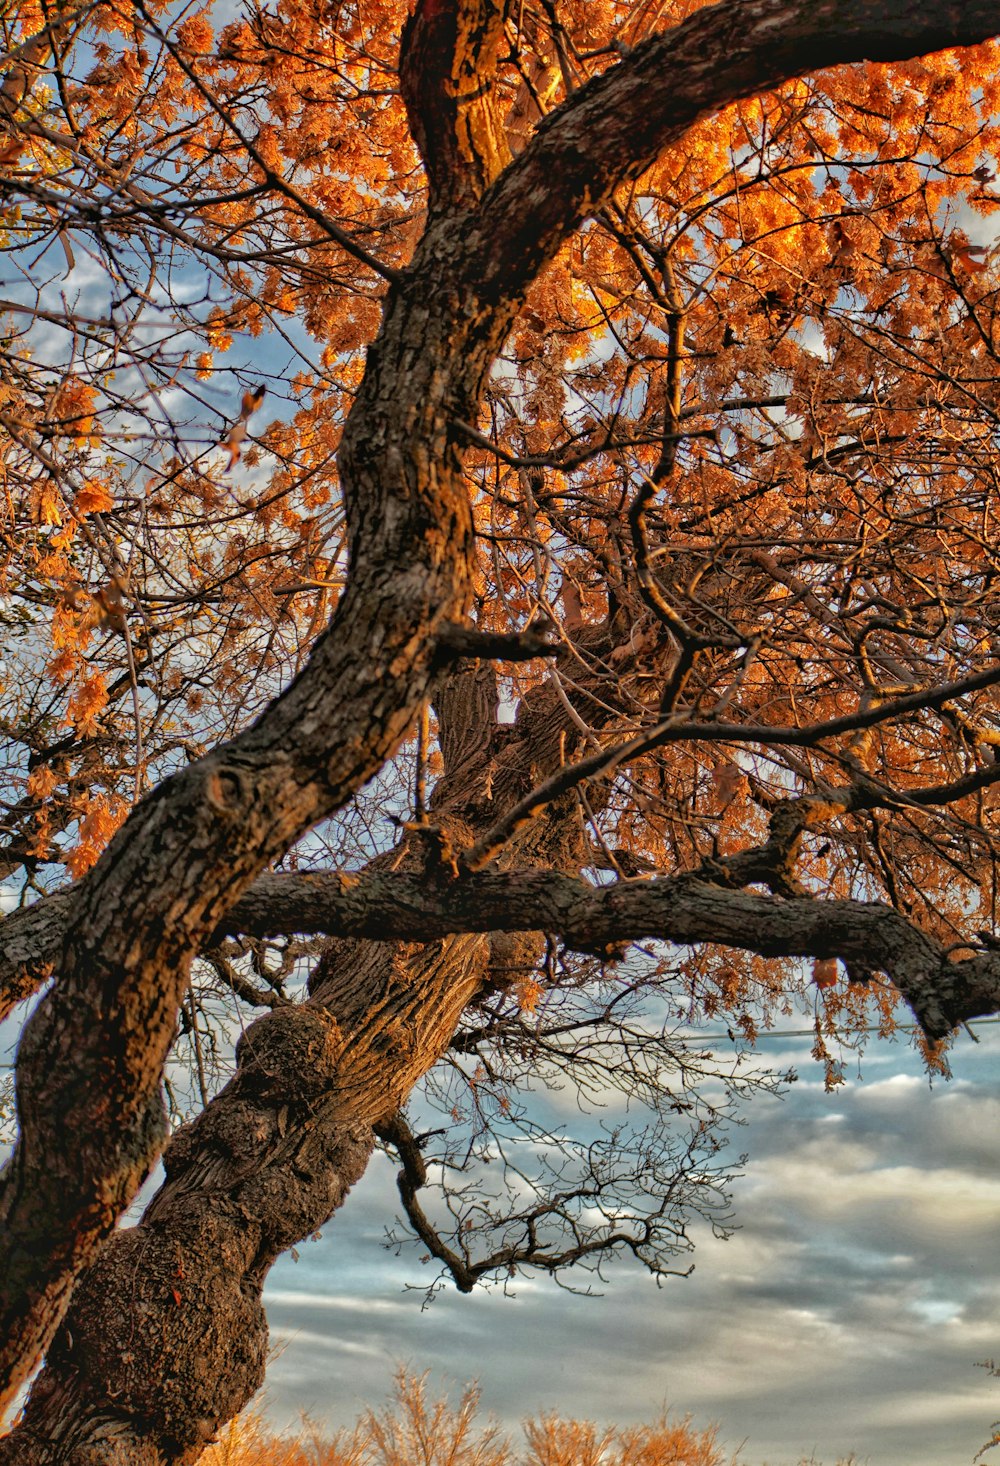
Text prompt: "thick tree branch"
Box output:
[[3, 863, 997, 1042], [0, 175, 481, 1416], [433, 623, 560, 663], [216, 870, 1000, 1040], [400, 0, 511, 210], [464, 2, 1000, 304]]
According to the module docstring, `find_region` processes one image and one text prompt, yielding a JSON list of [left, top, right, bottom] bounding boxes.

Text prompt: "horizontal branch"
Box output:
[[4, 865, 997, 1040], [433, 623, 560, 663]]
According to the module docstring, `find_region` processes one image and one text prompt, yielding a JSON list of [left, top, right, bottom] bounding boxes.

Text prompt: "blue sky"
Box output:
[[258, 1023, 1000, 1466]]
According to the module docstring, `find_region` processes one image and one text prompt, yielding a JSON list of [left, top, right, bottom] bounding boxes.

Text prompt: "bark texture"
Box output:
[[400, 0, 512, 209], [0, 644, 625, 1462]]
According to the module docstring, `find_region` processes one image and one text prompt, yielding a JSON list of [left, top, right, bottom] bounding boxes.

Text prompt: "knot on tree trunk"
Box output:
[[12, 1225, 268, 1463], [235, 1005, 343, 1098]]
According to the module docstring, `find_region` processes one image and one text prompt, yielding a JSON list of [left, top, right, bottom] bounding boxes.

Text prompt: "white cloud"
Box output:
[[253, 1028, 1000, 1466]]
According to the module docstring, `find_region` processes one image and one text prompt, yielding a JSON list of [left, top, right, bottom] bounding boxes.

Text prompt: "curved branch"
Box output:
[[4, 862, 997, 1042], [376, 1110, 479, 1293], [464, 0, 1000, 303]]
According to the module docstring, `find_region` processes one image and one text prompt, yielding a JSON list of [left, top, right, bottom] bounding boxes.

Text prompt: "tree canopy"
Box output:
[[3, 1, 1000, 1460]]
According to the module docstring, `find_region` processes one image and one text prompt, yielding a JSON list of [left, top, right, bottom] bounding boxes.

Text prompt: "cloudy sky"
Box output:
[[258, 1022, 1000, 1466]]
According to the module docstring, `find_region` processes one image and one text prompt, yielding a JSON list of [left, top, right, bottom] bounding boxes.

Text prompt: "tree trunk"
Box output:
[[0, 651, 614, 1463]]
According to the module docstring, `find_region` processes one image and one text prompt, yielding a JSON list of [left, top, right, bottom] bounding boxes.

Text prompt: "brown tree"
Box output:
[[3, 0, 1000, 1460]]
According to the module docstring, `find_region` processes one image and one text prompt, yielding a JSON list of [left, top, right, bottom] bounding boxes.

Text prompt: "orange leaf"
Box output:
[[515, 977, 543, 1013], [812, 958, 838, 990], [37, 484, 63, 526], [75, 480, 114, 516]]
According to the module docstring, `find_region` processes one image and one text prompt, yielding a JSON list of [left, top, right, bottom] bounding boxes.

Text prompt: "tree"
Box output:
[[2, 0, 1000, 1459]]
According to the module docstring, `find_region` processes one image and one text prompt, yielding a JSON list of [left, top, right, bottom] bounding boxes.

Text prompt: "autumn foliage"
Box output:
[[4, 0, 1000, 1459], [4, 2, 1000, 996]]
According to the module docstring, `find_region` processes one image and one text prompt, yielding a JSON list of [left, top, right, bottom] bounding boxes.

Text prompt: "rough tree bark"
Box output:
[[3, 0, 1000, 1447], [0, 644, 623, 1463]]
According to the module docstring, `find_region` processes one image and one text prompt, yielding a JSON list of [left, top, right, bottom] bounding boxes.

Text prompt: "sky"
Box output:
[[256, 1022, 1000, 1466]]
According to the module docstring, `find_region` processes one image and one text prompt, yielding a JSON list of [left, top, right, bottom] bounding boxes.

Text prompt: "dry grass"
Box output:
[[199, 1369, 859, 1466]]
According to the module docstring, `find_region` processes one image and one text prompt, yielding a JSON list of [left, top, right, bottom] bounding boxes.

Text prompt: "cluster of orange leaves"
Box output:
[[0, 0, 999, 1054]]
